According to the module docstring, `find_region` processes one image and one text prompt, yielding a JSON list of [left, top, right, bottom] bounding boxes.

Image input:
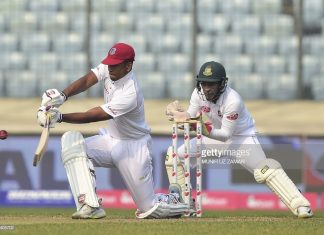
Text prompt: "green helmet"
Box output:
[[196, 61, 228, 103], [196, 61, 227, 82]]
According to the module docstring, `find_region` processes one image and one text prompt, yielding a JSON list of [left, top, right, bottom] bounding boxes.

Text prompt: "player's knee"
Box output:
[[253, 158, 282, 184], [61, 131, 87, 165]]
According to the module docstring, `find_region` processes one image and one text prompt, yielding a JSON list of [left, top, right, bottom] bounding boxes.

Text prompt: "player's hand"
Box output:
[[37, 106, 62, 128], [41, 89, 67, 107], [179, 121, 212, 136], [167, 111, 191, 122], [201, 122, 213, 136], [166, 100, 185, 116]]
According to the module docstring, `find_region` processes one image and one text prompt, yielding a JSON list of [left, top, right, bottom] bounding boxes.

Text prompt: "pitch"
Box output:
[[1, 208, 324, 235]]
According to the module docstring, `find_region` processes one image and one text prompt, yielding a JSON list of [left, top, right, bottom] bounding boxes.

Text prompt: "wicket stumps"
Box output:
[[171, 120, 202, 217]]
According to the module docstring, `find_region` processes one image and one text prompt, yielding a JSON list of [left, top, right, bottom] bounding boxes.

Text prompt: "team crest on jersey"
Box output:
[[226, 113, 239, 120], [200, 106, 210, 113], [202, 65, 213, 76], [109, 47, 117, 55]]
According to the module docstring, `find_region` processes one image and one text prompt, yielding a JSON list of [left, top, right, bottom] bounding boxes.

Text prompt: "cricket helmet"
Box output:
[[196, 61, 228, 103]]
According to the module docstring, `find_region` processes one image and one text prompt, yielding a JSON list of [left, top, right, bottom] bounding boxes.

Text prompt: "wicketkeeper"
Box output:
[[165, 61, 313, 218], [37, 43, 188, 219]]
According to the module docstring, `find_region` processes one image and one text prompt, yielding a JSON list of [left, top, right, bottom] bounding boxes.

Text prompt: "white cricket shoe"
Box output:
[[72, 199, 106, 219], [169, 183, 196, 217], [297, 206, 313, 218], [169, 183, 184, 202]]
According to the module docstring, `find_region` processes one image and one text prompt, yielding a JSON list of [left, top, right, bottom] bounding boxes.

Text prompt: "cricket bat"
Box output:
[[33, 113, 50, 167]]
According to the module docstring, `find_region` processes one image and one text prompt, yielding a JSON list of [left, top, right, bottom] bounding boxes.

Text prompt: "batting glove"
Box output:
[[37, 106, 62, 128], [41, 89, 67, 108]]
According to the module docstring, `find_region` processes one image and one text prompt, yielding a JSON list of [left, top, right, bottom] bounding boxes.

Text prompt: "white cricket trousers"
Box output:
[[177, 135, 267, 173], [85, 130, 155, 212]]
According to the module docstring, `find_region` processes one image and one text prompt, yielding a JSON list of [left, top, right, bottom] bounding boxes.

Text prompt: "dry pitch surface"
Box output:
[[1, 208, 324, 235]]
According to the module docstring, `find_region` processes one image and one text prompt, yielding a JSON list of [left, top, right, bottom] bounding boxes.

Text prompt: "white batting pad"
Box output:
[[165, 146, 188, 199], [61, 131, 99, 210], [135, 201, 187, 219], [254, 158, 310, 215]]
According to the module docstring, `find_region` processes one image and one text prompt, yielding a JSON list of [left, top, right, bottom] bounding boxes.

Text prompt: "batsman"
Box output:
[[165, 61, 313, 218], [37, 43, 188, 219]]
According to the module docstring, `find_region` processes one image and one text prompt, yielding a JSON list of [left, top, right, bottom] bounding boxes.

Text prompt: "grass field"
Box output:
[[1, 208, 324, 235]]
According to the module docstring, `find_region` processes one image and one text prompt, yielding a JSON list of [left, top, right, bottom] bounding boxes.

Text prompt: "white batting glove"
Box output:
[[37, 106, 62, 128], [166, 100, 185, 116], [41, 89, 67, 108]]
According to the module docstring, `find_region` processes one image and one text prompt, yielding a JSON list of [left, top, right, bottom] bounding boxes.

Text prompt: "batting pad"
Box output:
[[254, 158, 310, 215], [61, 131, 99, 210], [165, 146, 188, 199]]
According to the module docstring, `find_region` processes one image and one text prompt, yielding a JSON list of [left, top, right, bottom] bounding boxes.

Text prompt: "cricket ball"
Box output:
[[0, 130, 8, 140]]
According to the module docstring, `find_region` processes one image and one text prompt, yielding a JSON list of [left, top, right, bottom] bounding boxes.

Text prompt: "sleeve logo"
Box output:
[[200, 106, 210, 113], [226, 113, 238, 120]]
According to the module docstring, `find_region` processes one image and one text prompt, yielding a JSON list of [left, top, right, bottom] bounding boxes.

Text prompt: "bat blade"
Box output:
[[33, 114, 50, 167]]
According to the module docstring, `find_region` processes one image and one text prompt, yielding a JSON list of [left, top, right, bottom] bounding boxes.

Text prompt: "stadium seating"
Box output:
[[234, 74, 264, 100], [9, 12, 38, 35], [0, 0, 323, 100], [40, 12, 69, 36], [5, 70, 37, 97], [29, 52, 59, 73], [136, 72, 166, 99], [20, 33, 50, 56], [244, 36, 277, 55], [166, 72, 194, 99], [266, 74, 298, 100], [231, 15, 261, 38], [251, 0, 282, 15], [311, 76, 324, 100], [0, 72, 3, 96], [0, 34, 18, 56], [221, 0, 252, 15], [303, 0, 323, 29], [213, 35, 243, 56], [38, 71, 68, 94]]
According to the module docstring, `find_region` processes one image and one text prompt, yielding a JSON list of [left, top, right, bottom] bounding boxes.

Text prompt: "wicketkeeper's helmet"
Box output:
[[196, 61, 228, 103]]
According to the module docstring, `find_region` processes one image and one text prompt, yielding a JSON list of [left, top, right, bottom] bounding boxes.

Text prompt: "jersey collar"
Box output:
[[110, 71, 133, 86]]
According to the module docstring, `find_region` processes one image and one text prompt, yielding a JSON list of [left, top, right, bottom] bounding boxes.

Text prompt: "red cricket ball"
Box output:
[[0, 130, 8, 140]]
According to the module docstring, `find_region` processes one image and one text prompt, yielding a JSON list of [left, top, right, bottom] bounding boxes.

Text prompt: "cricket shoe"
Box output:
[[168, 183, 186, 218], [169, 183, 196, 217], [169, 183, 184, 203], [72, 199, 106, 219], [297, 206, 313, 218]]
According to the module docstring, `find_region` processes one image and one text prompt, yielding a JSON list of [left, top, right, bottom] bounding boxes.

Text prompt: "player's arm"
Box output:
[[61, 106, 112, 124], [207, 102, 241, 142], [62, 71, 98, 98], [37, 106, 112, 127], [41, 71, 98, 108]]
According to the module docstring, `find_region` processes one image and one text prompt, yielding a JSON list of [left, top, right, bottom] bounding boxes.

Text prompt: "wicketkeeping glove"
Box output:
[[41, 89, 67, 108], [166, 100, 185, 115], [181, 121, 212, 136], [37, 106, 62, 128]]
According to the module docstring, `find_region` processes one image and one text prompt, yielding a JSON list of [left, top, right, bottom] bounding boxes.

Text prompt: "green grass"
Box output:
[[1, 208, 324, 235]]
